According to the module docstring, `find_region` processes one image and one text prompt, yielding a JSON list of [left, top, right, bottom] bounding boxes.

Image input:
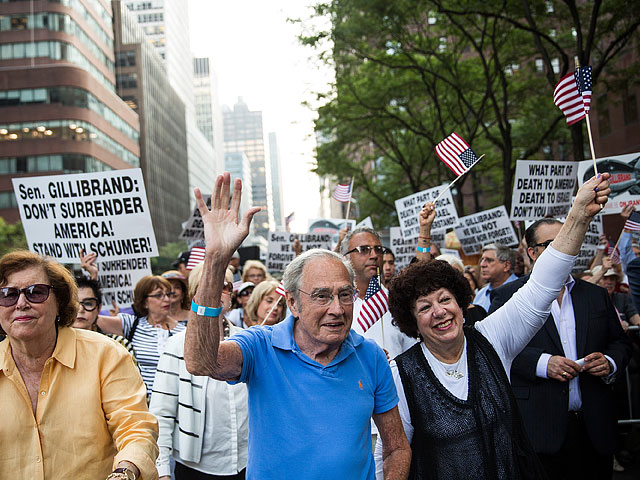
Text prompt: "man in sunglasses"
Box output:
[[488, 218, 632, 480]]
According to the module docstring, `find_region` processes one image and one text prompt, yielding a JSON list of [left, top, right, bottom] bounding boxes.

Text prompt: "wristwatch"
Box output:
[[106, 467, 136, 480]]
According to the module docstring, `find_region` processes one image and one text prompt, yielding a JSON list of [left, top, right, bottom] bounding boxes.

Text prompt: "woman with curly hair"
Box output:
[[374, 175, 611, 479]]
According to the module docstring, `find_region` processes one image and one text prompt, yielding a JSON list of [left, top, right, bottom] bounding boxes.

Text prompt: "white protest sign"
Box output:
[[266, 231, 332, 271], [454, 206, 518, 255], [577, 151, 640, 215], [574, 214, 603, 272], [98, 257, 152, 308], [389, 227, 417, 271], [12, 169, 158, 263], [440, 248, 461, 258], [179, 194, 211, 241], [356, 216, 374, 229], [510, 160, 577, 221], [394, 185, 459, 240]]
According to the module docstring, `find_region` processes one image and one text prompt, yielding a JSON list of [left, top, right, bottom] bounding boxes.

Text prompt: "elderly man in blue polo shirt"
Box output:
[[185, 173, 411, 480]]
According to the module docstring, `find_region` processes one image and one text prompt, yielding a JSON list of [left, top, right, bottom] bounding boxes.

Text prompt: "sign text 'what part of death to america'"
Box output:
[[509, 160, 576, 221], [394, 185, 459, 241], [12, 169, 158, 263]]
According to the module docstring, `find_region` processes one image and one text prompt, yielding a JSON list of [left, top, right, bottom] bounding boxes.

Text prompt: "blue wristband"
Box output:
[[191, 299, 222, 318], [416, 245, 431, 253]]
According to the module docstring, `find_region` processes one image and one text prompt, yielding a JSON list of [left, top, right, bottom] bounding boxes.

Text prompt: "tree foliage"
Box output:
[[301, 0, 639, 226], [0, 218, 28, 257]]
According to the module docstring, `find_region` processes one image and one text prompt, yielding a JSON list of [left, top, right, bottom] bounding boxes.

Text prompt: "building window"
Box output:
[[0, 192, 17, 209], [597, 95, 611, 137], [116, 51, 136, 67], [551, 58, 560, 74], [116, 73, 138, 89], [623, 88, 638, 125], [535, 58, 544, 73]]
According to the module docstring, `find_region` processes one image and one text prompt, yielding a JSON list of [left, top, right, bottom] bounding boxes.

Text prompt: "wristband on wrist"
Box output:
[[418, 236, 431, 240], [191, 299, 222, 318], [416, 245, 431, 253], [597, 245, 606, 250]]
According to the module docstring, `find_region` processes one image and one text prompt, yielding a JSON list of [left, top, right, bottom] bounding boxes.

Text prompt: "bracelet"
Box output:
[[191, 299, 222, 318], [416, 245, 431, 253], [418, 236, 431, 240]]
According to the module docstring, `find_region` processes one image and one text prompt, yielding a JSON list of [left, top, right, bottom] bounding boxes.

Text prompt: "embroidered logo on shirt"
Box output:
[[358, 380, 363, 390]]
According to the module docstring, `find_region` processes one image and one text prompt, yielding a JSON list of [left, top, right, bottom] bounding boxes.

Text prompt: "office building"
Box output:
[[113, 1, 189, 245], [223, 98, 274, 239], [0, 0, 140, 223], [224, 151, 252, 218], [268, 132, 285, 229], [125, 0, 217, 193], [193, 57, 224, 170]]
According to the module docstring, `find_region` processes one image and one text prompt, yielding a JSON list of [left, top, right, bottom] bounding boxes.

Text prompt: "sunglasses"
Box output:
[[238, 289, 253, 297], [0, 284, 53, 307], [79, 298, 99, 311], [345, 245, 385, 256], [531, 239, 553, 250], [147, 291, 175, 300]]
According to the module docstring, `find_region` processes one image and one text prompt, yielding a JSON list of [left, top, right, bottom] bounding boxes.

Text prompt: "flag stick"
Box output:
[[574, 56, 598, 176], [344, 177, 354, 220], [433, 154, 485, 204], [378, 268, 386, 351], [260, 296, 282, 326]]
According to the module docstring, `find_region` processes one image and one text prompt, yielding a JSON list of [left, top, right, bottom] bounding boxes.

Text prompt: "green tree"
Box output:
[[0, 219, 28, 257]]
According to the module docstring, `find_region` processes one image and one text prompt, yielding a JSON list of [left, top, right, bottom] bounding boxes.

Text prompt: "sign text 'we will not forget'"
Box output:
[[12, 169, 158, 263]]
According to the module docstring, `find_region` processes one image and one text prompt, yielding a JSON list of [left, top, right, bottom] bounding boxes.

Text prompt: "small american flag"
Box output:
[[356, 275, 388, 332], [575, 66, 592, 113], [186, 246, 206, 270], [553, 67, 590, 125], [434, 133, 479, 177], [232, 279, 243, 292], [275, 281, 286, 297], [332, 183, 352, 203], [624, 211, 640, 232], [608, 245, 621, 265]]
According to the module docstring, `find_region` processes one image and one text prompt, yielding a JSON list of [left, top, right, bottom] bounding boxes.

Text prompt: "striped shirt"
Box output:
[[120, 313, 187, 399]]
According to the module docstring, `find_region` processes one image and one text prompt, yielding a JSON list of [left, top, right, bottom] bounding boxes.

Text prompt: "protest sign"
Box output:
[[389, 227, 417, 271], [355, 216, 373, 229], [12, 169, 158, 263], [574, 214, 603, 273], [454, 206, 518, 255], [577, 151, 640, 215], [179, 194, 211, 241], [308, 217, 356, 249], [266, 231, 332, 271], [510, 160, 577, 221], [440, 248, 461, 258], [97, 257, 152, 308], [394, 185, 459, 240]]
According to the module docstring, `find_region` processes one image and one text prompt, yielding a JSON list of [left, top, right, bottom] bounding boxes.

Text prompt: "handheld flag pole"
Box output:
[[344, 177, 354, 220], [433, 154, 485, 204], [377, 267, 386, 351], [260, 282, 286, 326], [575, 56, 598, 176]]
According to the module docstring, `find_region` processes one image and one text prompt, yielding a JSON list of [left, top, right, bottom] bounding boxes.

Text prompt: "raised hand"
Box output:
[[419, 202, 436, 228], [194, 173, 261, 260], [79, 249, 98, 280], [573, 173, 611, 219]]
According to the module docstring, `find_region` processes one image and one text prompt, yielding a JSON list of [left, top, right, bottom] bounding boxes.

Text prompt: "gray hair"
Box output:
[[482, 243, 515, 272], [340, 227, 382, 256], [283, 249, 355, 303]]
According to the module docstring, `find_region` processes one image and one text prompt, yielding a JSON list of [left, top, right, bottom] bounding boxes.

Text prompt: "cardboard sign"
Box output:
[[98, 257, 152, 308], [440, 248, 461, 258], [510, 160, 577, 220], [454, 206, 518, 255], [574, 214, 603, 273], [266, 231, 332, 271], [12, 169, 158, 262], [394, 185, 459, 240], [179, 194, 211, 241], [355, 216, 374, 229], [389, 227, 417, 271], [576, 151, 640, 215]]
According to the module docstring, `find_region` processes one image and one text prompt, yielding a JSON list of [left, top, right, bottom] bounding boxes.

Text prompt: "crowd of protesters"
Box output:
[[3, 171, 640, 479]]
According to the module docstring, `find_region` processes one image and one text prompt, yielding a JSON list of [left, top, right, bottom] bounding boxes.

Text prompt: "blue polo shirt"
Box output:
[[229, 315, 398, 479]]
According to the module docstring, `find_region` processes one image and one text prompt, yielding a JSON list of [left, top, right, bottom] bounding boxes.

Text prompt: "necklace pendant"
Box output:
[[445, 369, 464, 379]]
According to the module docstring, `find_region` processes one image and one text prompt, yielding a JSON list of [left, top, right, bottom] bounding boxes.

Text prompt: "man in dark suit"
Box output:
[[489, 218, 632, 480]]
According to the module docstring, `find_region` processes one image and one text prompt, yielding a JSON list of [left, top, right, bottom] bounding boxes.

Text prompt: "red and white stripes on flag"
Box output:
[[186, 246, 206, 270], [434, 132, 480, 176], [553, 72, 586, 125], [332, 183, 352, 203], [623, 211, 640, 232], [275, 281, 286, 297], [232, 279, 243, 292], [356, 275, 389, 332], [608, 245, 621, 265]]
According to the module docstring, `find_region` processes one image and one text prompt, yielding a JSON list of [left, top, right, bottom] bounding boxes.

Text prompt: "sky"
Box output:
[[188, 0, 333, 232]]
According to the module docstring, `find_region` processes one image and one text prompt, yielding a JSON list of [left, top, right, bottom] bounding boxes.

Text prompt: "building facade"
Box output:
[[268, 132, 285, 229], [113, 1, 189, 245], [0, 0, 140, 223], [224, 151, 252, 219], [223, 98, 274, 239], [193, 57, 224, 171]]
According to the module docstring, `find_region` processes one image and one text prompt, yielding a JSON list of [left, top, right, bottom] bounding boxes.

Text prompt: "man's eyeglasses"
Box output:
[[531, 239, 553, 250], [345, 245, 385, 256], [298, 287, 355, 307], [147, 291, 175, 300], [79, 298, 99, 311], [0, 284, 53, 307]]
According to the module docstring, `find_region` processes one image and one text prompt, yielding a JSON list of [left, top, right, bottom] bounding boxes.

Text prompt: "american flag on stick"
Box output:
[[608, 245, 621, 265], [332, 183, 352, 203], [434, 133, 480, 177], [624, 211, 640, 232], [553, 65, 592, 125], [275, 281, 286, 297], [356, 275, 388, 332], [186, 246, 206, 270]]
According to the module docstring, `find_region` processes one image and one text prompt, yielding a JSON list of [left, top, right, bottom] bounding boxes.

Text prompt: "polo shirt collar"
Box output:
[[0, 326, 76, 373], [271, 314, 364, 365]]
